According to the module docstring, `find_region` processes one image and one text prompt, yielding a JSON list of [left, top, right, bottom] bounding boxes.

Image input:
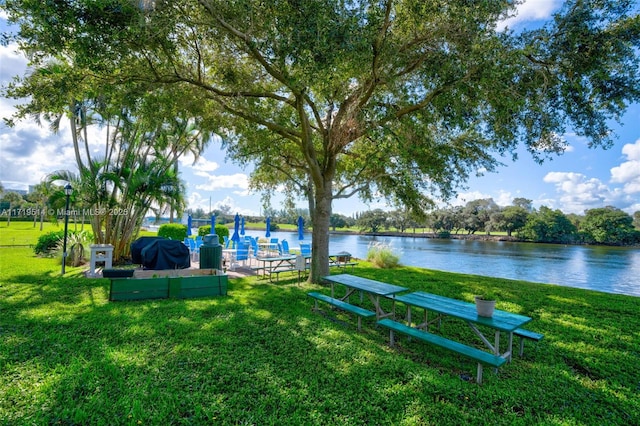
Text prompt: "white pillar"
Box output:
[[89, 244, 114, 277]]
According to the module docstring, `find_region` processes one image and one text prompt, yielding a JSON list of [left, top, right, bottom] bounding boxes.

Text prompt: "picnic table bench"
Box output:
[[266, 256, 358, 282], [332, 261, 358, 271], [270, 265, 310, 282], [255, 255, 297, 281], [322, 274, 409, 320], [394, 291, 533, 362], [378, 318, 506, 384], [308, 292, 376, 331], [306, 275, 539, 384], [514, 328, 544, 356], [328, 253, 358, 271]]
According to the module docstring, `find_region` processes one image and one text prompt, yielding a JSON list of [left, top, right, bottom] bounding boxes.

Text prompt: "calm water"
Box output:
[[263, 231, 640, 297]]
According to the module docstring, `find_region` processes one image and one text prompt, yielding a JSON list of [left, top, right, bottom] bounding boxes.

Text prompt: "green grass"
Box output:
[[1, 223, 639, 425]]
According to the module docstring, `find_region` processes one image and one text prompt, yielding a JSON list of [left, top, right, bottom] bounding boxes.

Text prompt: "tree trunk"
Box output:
[[309, 185, 333, 283]]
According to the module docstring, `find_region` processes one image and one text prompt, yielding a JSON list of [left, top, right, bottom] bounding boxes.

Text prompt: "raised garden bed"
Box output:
[[108, 268, 228, 301]]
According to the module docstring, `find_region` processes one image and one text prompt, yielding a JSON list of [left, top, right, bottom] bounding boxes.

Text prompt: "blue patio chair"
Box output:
[[235, 242, 250, 267], [185, 238, 198, 261], [281, 239, 290, 254], [223, 235, 230, 248], [300, 243, 311, 256], [249, 237, 259, 257]]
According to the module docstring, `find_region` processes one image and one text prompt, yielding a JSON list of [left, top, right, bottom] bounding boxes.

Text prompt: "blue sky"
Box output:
[[1, 1, 639, 217]]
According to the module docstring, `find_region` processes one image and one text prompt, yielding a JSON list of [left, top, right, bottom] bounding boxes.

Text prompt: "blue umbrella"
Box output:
[[210, 214, 216, 234], [297, 216, 304, 241], [231, 213, 240, 243], [265, 217, 271, 238], [187, 215, 193, 236], [240, 216, 245, 236]]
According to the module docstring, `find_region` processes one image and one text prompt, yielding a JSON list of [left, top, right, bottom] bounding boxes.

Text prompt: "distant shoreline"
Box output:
[[148, 224, 639, 248]]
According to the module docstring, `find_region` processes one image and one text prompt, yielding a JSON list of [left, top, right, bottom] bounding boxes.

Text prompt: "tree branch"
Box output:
[[209, 94, 303, 141], [197, 0, 296, 93]]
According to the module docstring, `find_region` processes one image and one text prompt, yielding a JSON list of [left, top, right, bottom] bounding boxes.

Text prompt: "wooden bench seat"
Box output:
[[308, 292, 376, 331], [270, 265, 310, 282], [514, 328, 544, 356], [270, 267, 297, 281], [377, 318, 506, 384]]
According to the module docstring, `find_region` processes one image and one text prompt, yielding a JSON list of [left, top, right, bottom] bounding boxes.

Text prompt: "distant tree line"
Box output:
[[349, 198, 640, 246]]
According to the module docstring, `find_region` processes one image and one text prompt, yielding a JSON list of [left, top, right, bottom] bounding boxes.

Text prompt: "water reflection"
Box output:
[[265, 231, 640, 297]]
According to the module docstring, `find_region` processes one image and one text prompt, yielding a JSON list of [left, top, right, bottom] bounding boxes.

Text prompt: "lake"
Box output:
[[263, 231, 640, 297]]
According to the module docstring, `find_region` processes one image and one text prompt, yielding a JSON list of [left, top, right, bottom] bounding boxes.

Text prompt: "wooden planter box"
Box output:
[[167, 276, 228, 299], [109, 269, 228, 301]]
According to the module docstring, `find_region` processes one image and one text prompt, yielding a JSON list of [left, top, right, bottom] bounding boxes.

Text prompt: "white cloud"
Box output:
[[610, 139, 640, 194], [0, 41, 79, 189], [188, 192, 257, 216], [0, 102, 112, 190], [179, 153, 221, 173], [621, 139, 640, 160], [542, 171, 634, 214], [213, 196, 255, 216], [498, 0, 562, 31], [0, 121, 74, 188], [194, 173, 249, 192], [0, 42, 28, 85], [451, 190, 520, 208], [451, 190, 492, 206], [494, 190, 515, 207]]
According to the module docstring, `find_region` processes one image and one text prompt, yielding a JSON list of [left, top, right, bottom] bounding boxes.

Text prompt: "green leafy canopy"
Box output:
[[2, 0, 639, 280]]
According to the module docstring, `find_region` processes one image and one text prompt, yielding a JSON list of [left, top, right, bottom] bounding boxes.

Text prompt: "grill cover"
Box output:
[[140, 239, 190, 270], [130, 237, 166, 265]]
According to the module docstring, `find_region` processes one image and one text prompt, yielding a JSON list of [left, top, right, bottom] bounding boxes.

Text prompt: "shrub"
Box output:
[[158, 223, 188, 240], [35, 229, 94, 258], [35, 230, 65, 256], [56, 231, 93, 267], [197, 224, 230, 244], [198, 225, 210, 236], [366, 242, 400, 268], [57, 231, 93, 266]]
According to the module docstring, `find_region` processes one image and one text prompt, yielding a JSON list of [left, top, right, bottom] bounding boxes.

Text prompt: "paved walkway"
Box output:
[[191, 257, 257, 279]]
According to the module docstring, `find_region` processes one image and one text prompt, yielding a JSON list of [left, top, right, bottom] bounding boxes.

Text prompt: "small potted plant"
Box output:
[[474, 292, 498, 317]]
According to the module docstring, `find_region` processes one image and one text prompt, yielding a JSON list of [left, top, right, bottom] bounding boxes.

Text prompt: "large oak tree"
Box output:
[[3, 0, 639, 281]]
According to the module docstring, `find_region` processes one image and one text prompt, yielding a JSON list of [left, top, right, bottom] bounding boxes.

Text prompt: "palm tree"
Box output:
[[28, 181, 55, 230], [155, 114, 213, 222], [20, 77, 212, 261], [46, 117, 195, 261]]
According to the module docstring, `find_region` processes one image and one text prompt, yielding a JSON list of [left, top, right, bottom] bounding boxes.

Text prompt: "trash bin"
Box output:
[[200, 234, 222, 270]]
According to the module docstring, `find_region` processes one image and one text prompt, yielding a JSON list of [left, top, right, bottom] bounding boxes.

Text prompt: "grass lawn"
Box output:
[[1, 222, 639, 425]]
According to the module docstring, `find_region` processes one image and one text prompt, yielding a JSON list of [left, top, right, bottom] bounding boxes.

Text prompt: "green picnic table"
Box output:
[[394, 291, 533, 361], [322, 274, 409, 320]]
